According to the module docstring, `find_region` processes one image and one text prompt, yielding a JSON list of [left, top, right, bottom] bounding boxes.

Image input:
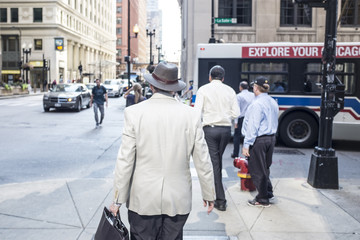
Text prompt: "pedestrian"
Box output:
[[241, 76, 279, 208], [123, 83, 146, 107], [90, 79, 108, 128], [231, 81, 255, 158], [181, 80, 194, 99], [194, 65, 240, 211], [109, 62, 215, 240], [52, 79, 57, 88]]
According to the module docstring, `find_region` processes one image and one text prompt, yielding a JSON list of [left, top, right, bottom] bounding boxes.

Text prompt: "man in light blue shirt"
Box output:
[[242, 76, 279, 207], [231, 81, 255, 158]]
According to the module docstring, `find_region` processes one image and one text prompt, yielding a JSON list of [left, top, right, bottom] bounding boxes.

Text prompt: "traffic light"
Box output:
[[18, 61, 22, 68], [43, 59, 48, 68]]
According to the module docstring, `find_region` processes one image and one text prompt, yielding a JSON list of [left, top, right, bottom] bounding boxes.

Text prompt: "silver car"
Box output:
[[43, 83, 91, 112]]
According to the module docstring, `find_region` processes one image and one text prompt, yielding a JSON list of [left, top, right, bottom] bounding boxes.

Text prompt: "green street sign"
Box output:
[[215, 18, 237, 24]]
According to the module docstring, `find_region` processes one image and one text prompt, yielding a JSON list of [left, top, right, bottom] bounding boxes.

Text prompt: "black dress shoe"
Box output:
[[231, 153, 237, 158], [214, 202, 227, 211]]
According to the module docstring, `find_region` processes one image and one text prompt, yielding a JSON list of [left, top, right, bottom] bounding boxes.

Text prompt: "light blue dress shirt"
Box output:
[[235, 89, 255, 124], [241, 93, 279, 149]]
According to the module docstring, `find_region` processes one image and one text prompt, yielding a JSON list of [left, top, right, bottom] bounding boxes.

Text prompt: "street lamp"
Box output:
[[156, 44, 162, 63], [146, 28, 155, 65], [12, 26, 23, 82], [22, 43, 32, 85], [125, 0, 140, 88], [126, 17, 139, 88], [209, 0, 216, 43]]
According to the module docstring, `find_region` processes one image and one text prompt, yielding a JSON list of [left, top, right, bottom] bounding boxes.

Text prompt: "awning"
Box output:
[[2, 70, 21, 74]]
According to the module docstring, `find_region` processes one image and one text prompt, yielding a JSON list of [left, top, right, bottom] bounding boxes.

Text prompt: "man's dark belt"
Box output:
[[257, 134, 275, 139], [203, 125, 231, 128]]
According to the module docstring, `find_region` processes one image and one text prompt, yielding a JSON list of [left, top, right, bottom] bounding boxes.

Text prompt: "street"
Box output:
[[0, 95, 360, 239], [0, 95, 125, 184]]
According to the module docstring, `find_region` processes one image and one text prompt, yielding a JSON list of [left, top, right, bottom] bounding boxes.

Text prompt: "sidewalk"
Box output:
[[0, 89, 43, 100], [0, 153, 360, 239]]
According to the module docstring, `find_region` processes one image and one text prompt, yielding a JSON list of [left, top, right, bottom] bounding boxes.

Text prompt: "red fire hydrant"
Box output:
[[233, 157, 256, 191]]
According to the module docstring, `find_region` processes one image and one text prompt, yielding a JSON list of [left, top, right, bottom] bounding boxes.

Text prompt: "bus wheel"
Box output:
[[279, 112, 318, 148]]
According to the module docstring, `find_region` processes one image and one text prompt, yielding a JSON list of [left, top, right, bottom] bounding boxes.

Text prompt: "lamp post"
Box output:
[[146, 28, 155, 65], [156, 44, 162, 63], [126, 0, 139, 88], [12, 26, 23, 82], [22, 43, 32, 85], [209, 0, 216, 43]]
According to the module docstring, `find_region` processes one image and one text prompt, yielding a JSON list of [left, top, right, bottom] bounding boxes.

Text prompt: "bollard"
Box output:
[[233, 157, 256, 191]]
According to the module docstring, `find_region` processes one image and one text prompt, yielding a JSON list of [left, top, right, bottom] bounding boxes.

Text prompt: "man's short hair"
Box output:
[[239, 81, 249, 90], [209, 65, 225, 80]]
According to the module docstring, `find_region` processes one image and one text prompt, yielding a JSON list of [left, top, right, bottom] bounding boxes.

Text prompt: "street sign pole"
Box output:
[[295, 0, 345, 189]]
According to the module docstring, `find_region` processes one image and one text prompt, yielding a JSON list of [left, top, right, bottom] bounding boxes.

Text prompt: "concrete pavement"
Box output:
[[0, 146, 360, 240]]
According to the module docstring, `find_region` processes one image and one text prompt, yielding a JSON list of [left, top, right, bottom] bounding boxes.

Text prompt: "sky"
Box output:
[[159, 0, 181, 62]]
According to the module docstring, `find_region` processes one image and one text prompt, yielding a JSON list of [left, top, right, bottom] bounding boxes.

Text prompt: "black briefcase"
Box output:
[[94, 207, 129, 240]]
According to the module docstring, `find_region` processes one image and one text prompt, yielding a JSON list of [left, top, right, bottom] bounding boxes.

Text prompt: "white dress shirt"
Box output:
[[194, 80, 240, 126]]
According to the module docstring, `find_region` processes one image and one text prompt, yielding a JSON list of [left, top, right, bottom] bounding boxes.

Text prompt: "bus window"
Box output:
[[241, 62, 288, 93], [304, 75, 322, 93], [304, 63, 322, 93], [336, 62, 355, 94]]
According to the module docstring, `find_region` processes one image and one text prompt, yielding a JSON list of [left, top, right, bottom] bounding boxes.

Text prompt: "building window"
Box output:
[[117, 38, 122, 45], [117, 17, 122, 24], [117, 49, 122, 57], [34, 39, 42, 50], [218, 0, 252, 25], [11, 8, 18, 22], [117, 28, 122, 34], [280, 0, 311, 26], [33, 8, 43, 22], [117, 0, 122, 2], [117, 7, 122, 14], [340, 0, 360, 27], [0, 8, 7, 22]]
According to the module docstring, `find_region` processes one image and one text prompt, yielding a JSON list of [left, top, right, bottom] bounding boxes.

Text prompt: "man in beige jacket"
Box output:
[[110, 62, 215, 240]]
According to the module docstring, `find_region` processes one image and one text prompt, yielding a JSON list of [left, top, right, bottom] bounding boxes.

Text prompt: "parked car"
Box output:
[[43, 83, 91, 112], [85, 83, 96, 91], [103, 79, 122, 97]]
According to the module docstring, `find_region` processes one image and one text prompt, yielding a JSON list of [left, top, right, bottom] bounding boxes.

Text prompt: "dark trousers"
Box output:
[[128, 210, 189, 240], [248, 135, 275, 204], [232, 117, 244, 157], [203, 126, 231, 205]]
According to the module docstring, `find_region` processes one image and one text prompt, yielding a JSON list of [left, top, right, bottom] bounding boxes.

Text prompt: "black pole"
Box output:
[[294, 0, 345, 189], [157, 45, 161, 63], [150, 34, 153, 65], [127, 0, 131, 88], [209, 0, 216, 43], [42, 54, 45, 92], [146, 29, 155, 65]]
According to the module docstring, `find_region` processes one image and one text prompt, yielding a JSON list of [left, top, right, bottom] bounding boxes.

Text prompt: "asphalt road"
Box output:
[[0, 94, 359, 186], [0, 95, 125, 184]]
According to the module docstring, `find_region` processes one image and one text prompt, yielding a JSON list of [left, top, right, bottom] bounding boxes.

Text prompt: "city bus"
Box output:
[[193, 42, 360, 148]]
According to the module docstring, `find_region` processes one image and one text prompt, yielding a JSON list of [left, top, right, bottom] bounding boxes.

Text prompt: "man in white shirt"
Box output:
[[195, 65, 240, 211], [231, 81, 255, 158]]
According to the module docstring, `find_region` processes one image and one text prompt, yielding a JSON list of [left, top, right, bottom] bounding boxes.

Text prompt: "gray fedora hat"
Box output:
[[144, 62, 186, 92]]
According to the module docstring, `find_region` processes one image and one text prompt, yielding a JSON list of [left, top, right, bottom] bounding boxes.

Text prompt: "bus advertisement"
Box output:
[[193, 42, 360, 148]]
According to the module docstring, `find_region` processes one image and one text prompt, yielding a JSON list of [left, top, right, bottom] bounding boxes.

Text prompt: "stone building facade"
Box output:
[[0, 0, 116, 89]]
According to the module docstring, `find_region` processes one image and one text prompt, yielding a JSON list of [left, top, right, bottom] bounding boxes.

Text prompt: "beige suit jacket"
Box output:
[[113, 92, 215, 216]]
